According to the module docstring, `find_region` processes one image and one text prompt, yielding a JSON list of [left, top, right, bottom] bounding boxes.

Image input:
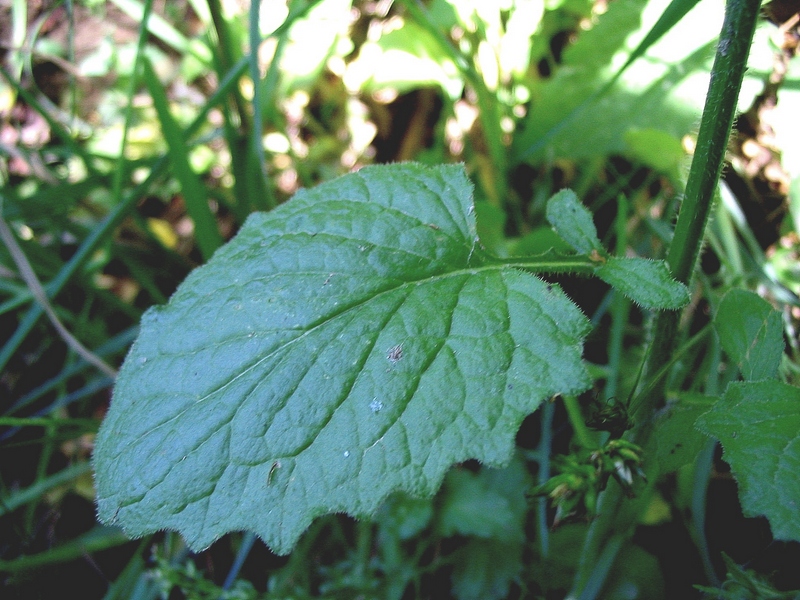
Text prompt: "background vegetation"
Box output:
[[1, 0, 799, 598]]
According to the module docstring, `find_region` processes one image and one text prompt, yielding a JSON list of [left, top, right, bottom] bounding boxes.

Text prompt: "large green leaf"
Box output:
[[695, 380, 800, 542], [94, 163, 592, 554]]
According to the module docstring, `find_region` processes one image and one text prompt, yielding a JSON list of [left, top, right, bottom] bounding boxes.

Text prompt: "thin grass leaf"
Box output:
[[141, 59, 222, 261], [0, 9, 297, 377], [248, 0, 278, 211], [0, 100, 216, 374], [0, 64, 99, 177], [513, 0, 703, 163], [0, 462, 92, 518], [101, 539, 159, 600], [109, 0, 154, 218], [4, 329, 134, 417], [0, 526, 129, 572], [8, 0, 26, 99], [2, 378, 115, 446], [614, 0, 702, 86], [109, 0, 212, 66], [0, 416, 98, 429]]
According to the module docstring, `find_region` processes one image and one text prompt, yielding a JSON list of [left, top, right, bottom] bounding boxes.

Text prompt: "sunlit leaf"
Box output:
[[94, 163, 591, 554], [596, 257, 689, 310], [545, 189, 602, 255]]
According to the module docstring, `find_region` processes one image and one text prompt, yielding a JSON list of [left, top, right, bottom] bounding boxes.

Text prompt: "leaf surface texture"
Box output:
[[94, 164, 591, 553]]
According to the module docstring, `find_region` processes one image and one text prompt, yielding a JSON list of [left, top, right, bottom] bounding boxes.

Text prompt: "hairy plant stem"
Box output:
[[640, 0, 761, 414], [568, 0, 761, 596]]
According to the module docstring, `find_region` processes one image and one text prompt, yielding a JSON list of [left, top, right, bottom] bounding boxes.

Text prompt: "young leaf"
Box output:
[[715, 289, 784, 381], [695, 380, 800, 542], [596, 256, 690, 310], [543, 189, 689, 310], [94, 163, 591, 554], [545, 189, 603, 255]]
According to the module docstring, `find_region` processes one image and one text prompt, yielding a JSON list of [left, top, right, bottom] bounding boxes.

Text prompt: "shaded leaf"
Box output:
[[94, 163, 591, 554], [715, 289, 784, 381], [695, 380, 800, 542], [651, 393, 716, 472], [375, 493, 433, 541], [451, 538, 523, 600], [437, 454, 530, 542]]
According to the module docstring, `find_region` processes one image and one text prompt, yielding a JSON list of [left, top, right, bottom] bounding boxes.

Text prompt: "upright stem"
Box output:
[[207, 0, 250, 132], [569, 0, 761, 596], [638, 0, 761, 416]]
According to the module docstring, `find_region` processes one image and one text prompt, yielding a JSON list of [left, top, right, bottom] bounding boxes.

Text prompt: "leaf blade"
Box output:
[[695, 380, 800, 542], [596, 256, 690, 310], [545, 189, 603, 255], [715, 289, 784, 381], [94, 163, 592, 554]]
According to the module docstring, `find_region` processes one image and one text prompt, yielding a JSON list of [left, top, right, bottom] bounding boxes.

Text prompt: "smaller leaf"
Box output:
[[651, 393, 716, 472], [142, 59, 221, 261], [451, 538, 523, 600], [715, 289, 783, 381], [375, 493, 433, 541], [437, 455, 530, 542], [545, 189, 603, 255], [596, 256, 689, 310], [695, 380, 800, 542], [696, 553, 800, 599]]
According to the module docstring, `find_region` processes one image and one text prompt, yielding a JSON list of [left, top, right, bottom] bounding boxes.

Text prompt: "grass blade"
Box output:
[[0, 526, 129, 572], [140, 58, 222, 261], [0, 462, 92, 518], [109, 0, 212, 65], [512, 0, 703, 164]]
